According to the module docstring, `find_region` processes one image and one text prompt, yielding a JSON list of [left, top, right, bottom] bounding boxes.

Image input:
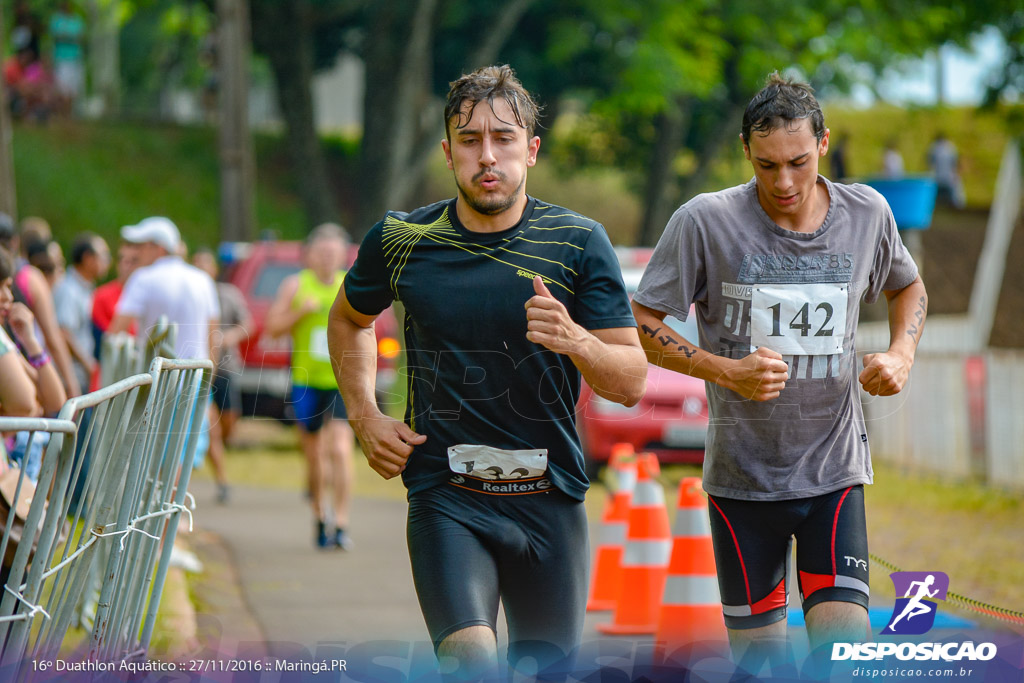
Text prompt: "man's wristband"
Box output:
[[27, 351, 51, 369]]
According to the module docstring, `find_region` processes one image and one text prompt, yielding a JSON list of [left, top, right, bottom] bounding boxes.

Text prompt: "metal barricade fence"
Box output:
[[99, 318, 177, 387], [0, 356, 211, 675]]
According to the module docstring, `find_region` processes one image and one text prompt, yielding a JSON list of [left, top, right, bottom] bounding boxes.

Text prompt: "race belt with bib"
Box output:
[[446, 444, 552, 496]]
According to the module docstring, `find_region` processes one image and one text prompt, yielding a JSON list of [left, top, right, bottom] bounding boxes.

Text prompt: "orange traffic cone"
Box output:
[[655, 477, 727, 658], [587, 444, 638, 611], [597, 453, 670, 634]]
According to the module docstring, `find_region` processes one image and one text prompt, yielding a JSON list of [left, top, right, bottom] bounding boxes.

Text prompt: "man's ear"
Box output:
[[740, 133, 750, 161], [526, 136, 540, 167], [442, 138, 454, 170]]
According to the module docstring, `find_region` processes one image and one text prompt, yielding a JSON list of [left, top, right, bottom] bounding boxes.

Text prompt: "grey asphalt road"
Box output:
[[185, 480, 642, 663]]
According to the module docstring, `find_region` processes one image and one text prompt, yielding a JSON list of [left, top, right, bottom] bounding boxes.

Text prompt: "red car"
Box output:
[[577, 256, 708, 477], [220, 240, 400, 420]]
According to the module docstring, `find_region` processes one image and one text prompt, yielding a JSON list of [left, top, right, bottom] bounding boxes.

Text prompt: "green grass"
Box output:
[[865, 461, 1024, 624], [12, 120, 307, 250]]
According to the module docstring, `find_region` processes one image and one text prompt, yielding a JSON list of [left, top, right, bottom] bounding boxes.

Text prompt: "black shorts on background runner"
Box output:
[[708, 485, 870, 629], [407, 481, 588, 676]]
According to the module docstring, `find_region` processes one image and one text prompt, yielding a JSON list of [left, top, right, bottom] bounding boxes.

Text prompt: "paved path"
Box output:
[[185, 481, 635, 661], [186, 480, 429, 659], [183, 479, 996, 681]]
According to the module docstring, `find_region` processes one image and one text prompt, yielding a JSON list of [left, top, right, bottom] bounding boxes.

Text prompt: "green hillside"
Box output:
[[824, 103, 1016, 209], [12, 120, 307, 250], [11, 104, 1016, 251]]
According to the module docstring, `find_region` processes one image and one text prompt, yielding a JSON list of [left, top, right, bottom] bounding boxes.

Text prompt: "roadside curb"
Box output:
[[186, 528, 268, 658]]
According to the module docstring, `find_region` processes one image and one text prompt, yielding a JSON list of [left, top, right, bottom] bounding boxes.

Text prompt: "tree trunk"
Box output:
[[0, 4, 16, 219], [253, 0, 337, 230], [217, 0, 256, 242], [356, 0, 539, 235], [86, 0, 121, 117], [674, 102, 745, 212], [356, 0, 437, 233], [637, 99, 691, 247], [466, 0, 537, 69]]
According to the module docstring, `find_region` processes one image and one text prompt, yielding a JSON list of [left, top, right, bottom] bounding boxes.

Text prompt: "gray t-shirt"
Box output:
[[215, 281, 250, 375], [54, 267, 95, 391], [633, 176, 919, 501]]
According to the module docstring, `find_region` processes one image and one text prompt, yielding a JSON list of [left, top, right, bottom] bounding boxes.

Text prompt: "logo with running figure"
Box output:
[[882, 571, 949, 635]]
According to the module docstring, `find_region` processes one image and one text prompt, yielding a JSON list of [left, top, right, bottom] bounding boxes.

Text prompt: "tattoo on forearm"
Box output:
[[905, 296, 926, 343], [641, 324, 662, 338], [641, 323, 697, 358]]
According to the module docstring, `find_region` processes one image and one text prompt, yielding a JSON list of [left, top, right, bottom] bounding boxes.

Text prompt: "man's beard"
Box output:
[[455, 171, 525, 216]]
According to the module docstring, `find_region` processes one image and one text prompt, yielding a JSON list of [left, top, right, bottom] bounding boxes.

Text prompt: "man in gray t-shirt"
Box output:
[[54, 233, 110, 392], [632, 74, 927, 671]]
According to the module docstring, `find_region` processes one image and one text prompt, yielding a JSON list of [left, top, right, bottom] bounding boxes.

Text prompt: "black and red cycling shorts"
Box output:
[[707, 485, 870, 630]]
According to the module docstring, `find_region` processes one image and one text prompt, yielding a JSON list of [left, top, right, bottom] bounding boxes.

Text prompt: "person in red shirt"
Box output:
[[90, 242, 140, 389]]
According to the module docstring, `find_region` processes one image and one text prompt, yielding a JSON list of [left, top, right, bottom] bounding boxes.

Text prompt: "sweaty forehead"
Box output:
[[453, 98, 524, 133], [749, 120, 818, 153]]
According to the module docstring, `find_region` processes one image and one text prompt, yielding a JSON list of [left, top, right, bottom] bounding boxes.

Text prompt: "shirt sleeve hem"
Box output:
[[630, 292, 692, 322]]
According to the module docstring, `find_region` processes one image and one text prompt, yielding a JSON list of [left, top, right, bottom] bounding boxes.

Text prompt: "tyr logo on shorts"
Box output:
[[881, 571, 949, 635]]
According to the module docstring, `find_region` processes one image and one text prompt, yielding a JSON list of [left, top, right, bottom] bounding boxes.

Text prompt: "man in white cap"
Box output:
[[109, 217, 220, 363], [109, 217, 221, 496]]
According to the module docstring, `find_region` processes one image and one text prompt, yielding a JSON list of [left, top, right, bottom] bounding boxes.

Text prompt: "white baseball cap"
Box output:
[[120, 216, 181, 253]]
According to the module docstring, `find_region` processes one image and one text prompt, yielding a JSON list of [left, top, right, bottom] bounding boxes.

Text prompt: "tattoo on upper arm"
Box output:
[[905, 295, 926, 343]]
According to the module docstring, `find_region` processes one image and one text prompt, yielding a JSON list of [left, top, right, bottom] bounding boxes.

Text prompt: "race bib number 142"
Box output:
[[750, 283, 848, 356]]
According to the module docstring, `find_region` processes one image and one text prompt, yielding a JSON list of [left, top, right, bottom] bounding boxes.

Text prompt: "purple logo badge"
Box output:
[[881, 571, 949, 635]]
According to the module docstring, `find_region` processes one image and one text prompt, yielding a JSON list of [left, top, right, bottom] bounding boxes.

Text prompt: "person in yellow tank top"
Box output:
[[266, 224, 355, 549]]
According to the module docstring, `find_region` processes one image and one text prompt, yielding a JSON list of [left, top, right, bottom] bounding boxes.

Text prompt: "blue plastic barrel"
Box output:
[[863, 176, 938, 230]]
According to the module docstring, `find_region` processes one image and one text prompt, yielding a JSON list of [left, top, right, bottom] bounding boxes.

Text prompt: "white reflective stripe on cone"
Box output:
[[623, 539, 672, 567], [600, 521, 627, 546], [662, 575, 721, 607], [835, 574, 870, 596], [631, 482, 665, 506], [616, 469, 637, 492], [671, 507, 711, 538]]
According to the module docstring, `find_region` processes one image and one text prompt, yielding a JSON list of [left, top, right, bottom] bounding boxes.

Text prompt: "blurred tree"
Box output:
[[120, 0, 212, 118], [248, 0, 538, 233], [11, 0, 1012, 240], [249, 0, 348, 229], [0, 4, 17, 217], [969, 4, 1024, 107], [87, 0, 131, 116], [540, 0, 1006, 245]]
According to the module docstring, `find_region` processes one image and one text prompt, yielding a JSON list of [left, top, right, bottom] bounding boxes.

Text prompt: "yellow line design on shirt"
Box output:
[[527, 205, 594, 231], [496, 244, 579, 277], [505, 236, 586, 250], [381, 206, 579, 295], [382, 210, 459, 293]]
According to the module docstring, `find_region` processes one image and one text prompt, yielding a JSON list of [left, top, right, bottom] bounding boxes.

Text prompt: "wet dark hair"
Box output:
[[444, 64, 541, 140], [741, 72, 825, 145], [0, 246, 13, 280]]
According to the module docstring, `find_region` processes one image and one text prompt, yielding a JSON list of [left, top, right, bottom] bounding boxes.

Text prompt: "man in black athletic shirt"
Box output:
[[328, 64, 647, 680]]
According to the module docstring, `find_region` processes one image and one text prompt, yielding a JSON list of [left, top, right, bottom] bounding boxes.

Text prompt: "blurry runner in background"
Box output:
[[266, 224, 355, 550]]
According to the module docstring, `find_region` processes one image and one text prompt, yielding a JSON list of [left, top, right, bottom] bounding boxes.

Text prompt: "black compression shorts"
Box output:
[[708, 485, 870, 630], [407, 480, 588, 677]]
